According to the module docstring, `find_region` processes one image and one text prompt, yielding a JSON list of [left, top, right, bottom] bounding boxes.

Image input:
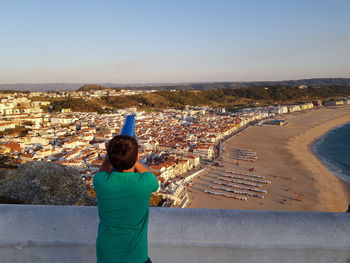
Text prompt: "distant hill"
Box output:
[[0, 83, 126, 92], [236, 78, 350, 87], [48, 86, 350, 113], [0, 78, 350, 92], [0, 83, 83, 92], [77, 84, 116, 92], [118, 78, 350, 91]]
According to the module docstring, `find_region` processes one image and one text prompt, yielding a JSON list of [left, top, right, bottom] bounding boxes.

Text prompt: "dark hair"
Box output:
[[107, 135, 138, 172]]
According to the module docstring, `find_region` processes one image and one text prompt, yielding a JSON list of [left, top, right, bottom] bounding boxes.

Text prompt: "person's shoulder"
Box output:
[[93, 171, 109, 183], [139, 171, 156, 179], [139, 172, 159, 192], [136, 171, 157, 185], [94, 170, 109, 177]]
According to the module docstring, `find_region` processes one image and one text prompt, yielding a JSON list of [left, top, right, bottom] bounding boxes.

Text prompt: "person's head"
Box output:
[[107, 135, 138, 172]]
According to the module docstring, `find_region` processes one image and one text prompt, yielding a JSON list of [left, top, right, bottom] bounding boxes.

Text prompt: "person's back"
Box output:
[[93, 135, 158, 263]]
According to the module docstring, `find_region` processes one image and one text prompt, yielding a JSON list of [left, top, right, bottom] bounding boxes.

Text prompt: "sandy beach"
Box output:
[[188, 106, 350, 212]]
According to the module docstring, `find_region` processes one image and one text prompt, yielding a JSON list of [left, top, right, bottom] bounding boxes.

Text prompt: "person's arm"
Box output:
[[98, 140, 113, 173], [134, 161, 149, 173], [136, 162, 159, 191], [99, 155, 113, 173]]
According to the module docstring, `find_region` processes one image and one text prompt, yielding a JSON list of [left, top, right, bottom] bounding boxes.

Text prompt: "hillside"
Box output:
[[46, 86, 350, 112], [77, 84, 121, 92], [117, 78, 350, 91], [77, 84, 109, 91], [1, 78, 350, 91]]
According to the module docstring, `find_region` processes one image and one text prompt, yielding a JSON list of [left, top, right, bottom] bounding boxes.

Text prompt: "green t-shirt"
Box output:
[[93, 171, 158, 263]]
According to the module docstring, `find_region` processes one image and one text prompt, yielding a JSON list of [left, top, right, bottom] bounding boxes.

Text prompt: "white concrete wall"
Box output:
[[0, 205, 349, 263]]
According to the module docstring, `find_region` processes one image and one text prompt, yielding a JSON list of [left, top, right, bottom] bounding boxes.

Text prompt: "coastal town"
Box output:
[[1, 89, 350, 207]]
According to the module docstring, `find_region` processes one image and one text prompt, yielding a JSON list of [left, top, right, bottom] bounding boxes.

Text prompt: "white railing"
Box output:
[[0, 205, 349, 263]]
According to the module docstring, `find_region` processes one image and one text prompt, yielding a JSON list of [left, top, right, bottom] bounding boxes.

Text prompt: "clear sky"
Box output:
[[1, 0, 349, 84]]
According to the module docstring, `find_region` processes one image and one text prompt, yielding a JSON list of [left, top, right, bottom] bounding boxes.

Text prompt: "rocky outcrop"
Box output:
[[0, 161, 96, 206]]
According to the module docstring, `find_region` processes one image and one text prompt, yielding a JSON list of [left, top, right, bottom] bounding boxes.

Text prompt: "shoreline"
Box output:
[[286, 110, 350, 212], [188, 106, 350, 212], [311, 123, 350, 184]]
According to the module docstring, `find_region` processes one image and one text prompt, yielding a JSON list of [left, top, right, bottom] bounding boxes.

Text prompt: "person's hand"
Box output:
[[134, 162, 150, 173], [99, 152, 113, 173], [105, 140, 110, 150]]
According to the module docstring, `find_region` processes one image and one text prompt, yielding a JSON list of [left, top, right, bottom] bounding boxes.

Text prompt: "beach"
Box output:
[[188, 106, 350, 212]]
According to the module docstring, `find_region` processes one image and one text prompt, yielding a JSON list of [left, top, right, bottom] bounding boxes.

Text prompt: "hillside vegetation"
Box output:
[[50, 98, 105, 113], [47, 86, 350, 112], [1, 78, 350, 92], [77, 84, 121, 92]]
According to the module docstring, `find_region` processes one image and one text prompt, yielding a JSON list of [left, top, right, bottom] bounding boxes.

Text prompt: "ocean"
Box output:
[[314, 122, 350, 183]]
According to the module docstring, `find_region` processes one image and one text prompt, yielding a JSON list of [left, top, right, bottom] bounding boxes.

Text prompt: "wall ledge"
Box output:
[[1, 205, 349, 263]]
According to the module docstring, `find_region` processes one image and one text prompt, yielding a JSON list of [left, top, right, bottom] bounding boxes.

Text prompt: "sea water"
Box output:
[[314, 122, 350, 182]]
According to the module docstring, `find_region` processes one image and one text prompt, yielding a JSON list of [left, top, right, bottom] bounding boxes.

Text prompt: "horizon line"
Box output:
[[0, 76, 350, 87]]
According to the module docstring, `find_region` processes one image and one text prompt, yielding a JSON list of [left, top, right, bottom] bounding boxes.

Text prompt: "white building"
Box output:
[[0, 122, 15, 132], [193, 145, 214, 160]]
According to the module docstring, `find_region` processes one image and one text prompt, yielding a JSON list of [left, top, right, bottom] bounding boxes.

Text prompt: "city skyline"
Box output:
[[1, 0, 350, 84]]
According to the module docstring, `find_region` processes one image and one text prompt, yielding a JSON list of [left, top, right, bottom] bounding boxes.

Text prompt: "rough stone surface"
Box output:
[[0, 162, 96, 205], [0, 171, 5, 181]]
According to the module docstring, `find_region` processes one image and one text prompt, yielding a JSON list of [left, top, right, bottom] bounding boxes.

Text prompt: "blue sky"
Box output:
[[0, 0, 349, 84]]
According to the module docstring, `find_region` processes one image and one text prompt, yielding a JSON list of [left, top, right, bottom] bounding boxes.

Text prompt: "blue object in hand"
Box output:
[[120, 115, 136, 137]]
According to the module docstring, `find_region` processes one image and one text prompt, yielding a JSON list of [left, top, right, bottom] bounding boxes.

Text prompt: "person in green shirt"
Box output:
[[93, 135, 159, 263]]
